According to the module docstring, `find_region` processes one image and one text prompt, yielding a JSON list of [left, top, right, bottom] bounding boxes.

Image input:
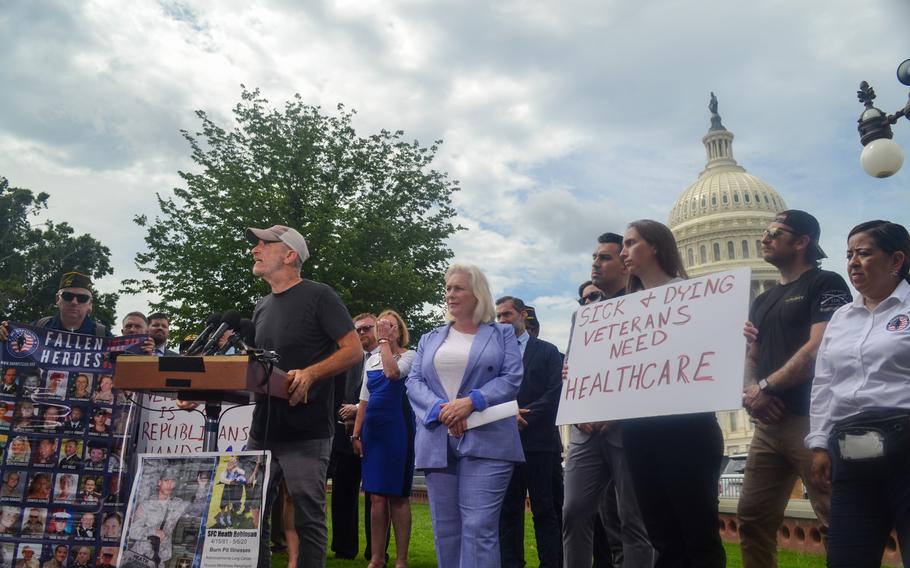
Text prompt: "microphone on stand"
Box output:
[[214, 319, 254, 355], [184, 313, 222, 356], [201, 311, 242, 355]]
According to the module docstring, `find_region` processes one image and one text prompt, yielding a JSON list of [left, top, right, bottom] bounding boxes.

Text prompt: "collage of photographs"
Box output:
[[0, 365, 134, 568], [120, 453, 267, 568]]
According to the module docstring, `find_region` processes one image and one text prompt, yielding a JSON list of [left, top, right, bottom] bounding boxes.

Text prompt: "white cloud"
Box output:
[[1, 0, 908, 331]]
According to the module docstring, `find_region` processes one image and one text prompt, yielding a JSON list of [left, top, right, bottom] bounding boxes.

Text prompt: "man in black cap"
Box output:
[[737, 210, 852, 567], [1, 272, 109, 340], [242, 224, 361, 568], [524, 305, 540, 338]]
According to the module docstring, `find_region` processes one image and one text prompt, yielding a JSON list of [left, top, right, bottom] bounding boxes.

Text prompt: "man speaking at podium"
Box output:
[[243, 224, 362, 568]]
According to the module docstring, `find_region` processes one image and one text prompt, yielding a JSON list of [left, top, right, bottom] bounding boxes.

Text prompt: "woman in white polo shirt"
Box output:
[[807, 220, 910, 567]]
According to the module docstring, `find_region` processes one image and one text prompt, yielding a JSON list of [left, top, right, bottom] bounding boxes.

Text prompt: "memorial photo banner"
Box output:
[[0, 324, 145, 568], [557, 267, 751, 425], [120, 452, 269, 568]]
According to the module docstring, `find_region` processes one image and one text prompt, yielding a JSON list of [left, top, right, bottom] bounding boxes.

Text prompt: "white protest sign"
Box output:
[[136, 394, 254, 453], [556, 267, 750, 425]]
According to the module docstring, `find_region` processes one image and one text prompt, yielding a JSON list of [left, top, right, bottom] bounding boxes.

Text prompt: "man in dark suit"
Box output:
[[148, 313, 179, 356], [496, 295, 565, 568], [327, 313, 377, 559]]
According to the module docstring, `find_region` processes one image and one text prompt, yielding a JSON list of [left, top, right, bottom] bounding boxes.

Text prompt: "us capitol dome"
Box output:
[[669, 93, 784, 300]]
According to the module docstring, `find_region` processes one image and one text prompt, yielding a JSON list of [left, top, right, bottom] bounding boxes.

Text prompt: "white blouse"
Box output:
[[433, 327, 476, 401], [806, 280, 910, 449], [359, 350, 416, 402]]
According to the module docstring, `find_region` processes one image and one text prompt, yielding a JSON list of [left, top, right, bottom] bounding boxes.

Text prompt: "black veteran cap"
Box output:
[[525, 306, 540, 331], [59, 271, 93, 291], [774, 210, 827, 260]]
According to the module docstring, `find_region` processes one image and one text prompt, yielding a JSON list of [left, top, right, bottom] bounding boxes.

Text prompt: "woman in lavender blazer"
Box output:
[[406, 263, 524, 567]]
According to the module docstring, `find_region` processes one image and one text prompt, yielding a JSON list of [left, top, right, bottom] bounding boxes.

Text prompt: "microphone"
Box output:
[[243, 320, 256, 348], [184, 313, 222, 356], [201, 310, 242, 355], [214, 318, 254, 355]]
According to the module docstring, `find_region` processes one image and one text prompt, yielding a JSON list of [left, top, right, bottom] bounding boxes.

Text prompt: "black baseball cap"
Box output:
[[774, 210, 827, 259], [524, 306, 539, 331]]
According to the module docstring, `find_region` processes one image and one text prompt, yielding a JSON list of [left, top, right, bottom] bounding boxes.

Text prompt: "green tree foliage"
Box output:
[[127, 88, 460, 341], [0, 177, 118, 327]]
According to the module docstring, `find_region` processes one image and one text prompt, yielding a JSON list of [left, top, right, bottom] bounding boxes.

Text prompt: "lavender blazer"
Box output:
[[406, 322, 525, 469]]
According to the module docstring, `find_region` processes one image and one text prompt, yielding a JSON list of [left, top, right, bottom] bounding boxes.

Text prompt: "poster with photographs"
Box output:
[[120, 452, 269, 568], [0, 323, 146, 568]]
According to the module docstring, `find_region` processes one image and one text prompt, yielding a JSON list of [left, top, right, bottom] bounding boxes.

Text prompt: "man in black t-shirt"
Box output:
[[737, 210, 851, 568], [243, 224, 361, 568]]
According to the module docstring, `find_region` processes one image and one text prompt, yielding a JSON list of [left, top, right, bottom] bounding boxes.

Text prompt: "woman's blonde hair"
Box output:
[[377, 309, 410, 348], [444, 264, 495, 325]]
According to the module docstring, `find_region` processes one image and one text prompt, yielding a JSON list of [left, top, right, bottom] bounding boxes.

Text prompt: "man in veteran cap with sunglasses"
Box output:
[[0, 272, 110, 342], [738, 210, 852, 567]]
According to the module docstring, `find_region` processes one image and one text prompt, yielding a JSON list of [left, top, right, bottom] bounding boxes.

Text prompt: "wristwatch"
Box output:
[[350, 434, 361, 441], [758, 378, 775, 394]]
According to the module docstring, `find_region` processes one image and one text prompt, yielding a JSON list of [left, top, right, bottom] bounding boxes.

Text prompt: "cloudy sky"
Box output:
[[1, 0, 908, 348]]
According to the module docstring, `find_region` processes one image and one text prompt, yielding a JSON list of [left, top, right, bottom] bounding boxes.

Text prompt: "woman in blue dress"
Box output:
[[352, 309, 416, 568]]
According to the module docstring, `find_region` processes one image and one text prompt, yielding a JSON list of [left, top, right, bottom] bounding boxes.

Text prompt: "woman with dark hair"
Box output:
[[352, 309, 416, 568], [807, 220, 910, 567], [618, 219, 726, 567], [26, 473, 51, 501]]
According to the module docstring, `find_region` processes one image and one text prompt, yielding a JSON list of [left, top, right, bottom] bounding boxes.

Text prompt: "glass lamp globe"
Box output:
[[860, 138, 904, 178]]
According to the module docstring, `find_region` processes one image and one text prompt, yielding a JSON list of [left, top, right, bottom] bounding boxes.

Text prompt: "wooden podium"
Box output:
[[113, 354, 289, 398], [114, 354, 289, 451]]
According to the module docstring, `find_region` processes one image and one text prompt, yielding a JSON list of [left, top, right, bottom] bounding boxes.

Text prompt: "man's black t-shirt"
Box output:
[[250, 279, 354, 442], [749, 267, 851, 415]]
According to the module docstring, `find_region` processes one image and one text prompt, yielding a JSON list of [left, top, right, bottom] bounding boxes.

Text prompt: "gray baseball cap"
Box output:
[[246, 225, 310, 264]]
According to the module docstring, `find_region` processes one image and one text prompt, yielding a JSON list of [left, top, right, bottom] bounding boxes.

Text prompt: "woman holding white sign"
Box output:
[[619, 219, 726, 568], [807, 220, 910, 568], [406, 264, 524, 568]]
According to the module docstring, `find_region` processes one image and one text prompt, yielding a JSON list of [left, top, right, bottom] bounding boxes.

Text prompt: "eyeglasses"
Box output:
[[578, 291, 605, 306], [762, 227, 796, 240], [355, 325, 375, 334], [60, 291, 92, 304]]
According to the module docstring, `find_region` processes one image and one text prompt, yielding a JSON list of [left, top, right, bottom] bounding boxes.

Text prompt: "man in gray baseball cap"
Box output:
[[241, 222, 361, 567], [246, 225, 310, 265]]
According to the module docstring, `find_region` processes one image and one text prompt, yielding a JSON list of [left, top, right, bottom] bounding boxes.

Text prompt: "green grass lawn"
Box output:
[[270, 495, 831, 567]]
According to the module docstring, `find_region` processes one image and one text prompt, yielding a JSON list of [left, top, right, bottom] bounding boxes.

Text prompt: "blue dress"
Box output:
[[361, 351, 416, 497]]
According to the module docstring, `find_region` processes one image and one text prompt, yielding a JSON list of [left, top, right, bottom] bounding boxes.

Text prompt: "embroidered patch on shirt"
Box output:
[[886, 314, 910, 332], [819, 291, 851, 312]]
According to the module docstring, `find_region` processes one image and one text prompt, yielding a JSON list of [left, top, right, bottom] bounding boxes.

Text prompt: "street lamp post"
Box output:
[[856, 59, 910, 178]]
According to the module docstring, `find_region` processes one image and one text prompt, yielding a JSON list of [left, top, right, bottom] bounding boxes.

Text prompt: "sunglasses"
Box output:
[[60, 292, 91, 304], [762, 227, 796, 240], [355, 325, 375, 334], [578, 291, 605, 306]]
